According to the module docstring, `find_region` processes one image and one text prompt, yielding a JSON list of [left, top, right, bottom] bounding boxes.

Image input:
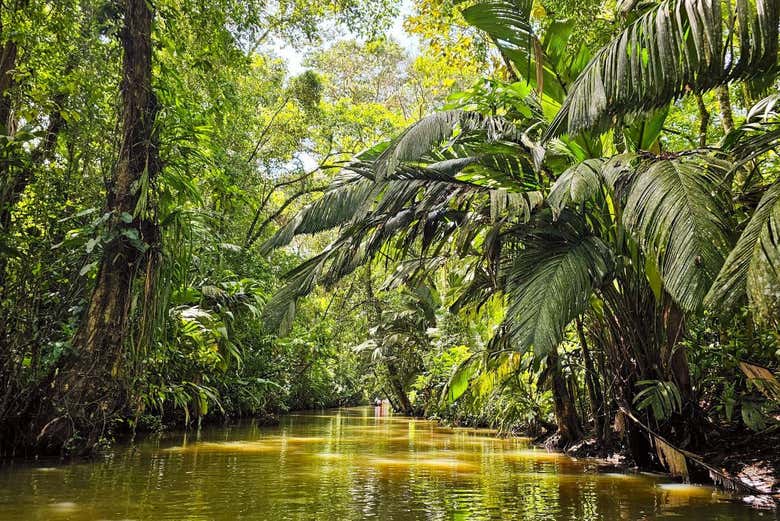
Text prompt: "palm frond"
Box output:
[[449, 266, 497, 314], [374, 111, 520, 180], [259, 158, 505, 254], [601, 153, 641, 195], [490, 189, 543, 222], [706, 182, 780, 319], [461, 0, 569, 102], [259, 171, 374, 254], [547, 0, 779, 137], [548, 158, 605, 217], [504, 212, 613, 356], [623, 155, 734, 311], [723, 91, 780, 162], [262, 177, 487, 332]]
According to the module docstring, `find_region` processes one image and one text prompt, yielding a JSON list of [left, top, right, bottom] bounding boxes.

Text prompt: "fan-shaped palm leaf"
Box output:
[[548, 158, 605, 217], [504, 212, 614, 356], [706, 182, 780, 319], [622, 155, 734, 311]]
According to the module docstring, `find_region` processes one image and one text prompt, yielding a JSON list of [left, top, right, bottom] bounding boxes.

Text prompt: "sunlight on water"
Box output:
[[0, 407, 766, 520]]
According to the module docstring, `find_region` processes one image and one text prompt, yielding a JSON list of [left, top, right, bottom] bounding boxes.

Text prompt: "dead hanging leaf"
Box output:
[[618, 404, 766, 495], [654, 436, 689, 482], [533, 37, 544, 97], [613, 410, 626, 438], [739, 361, 780, 402]]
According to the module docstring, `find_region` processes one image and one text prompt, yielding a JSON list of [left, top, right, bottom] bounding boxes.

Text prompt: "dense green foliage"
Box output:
[[0, 0, 778, 497], [262, 0, 780, 478]]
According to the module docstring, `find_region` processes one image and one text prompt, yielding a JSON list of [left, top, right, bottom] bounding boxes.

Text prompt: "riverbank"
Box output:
[[559, 431, 780, 510], [0, 407, 770, 520]]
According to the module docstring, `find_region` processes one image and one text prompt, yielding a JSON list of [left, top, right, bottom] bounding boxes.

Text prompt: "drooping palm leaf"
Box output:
[[548, 158, 605, 217], [546, 0, 779, 137], [723, 91, 780, 162], [622, 155, 734, 311], [259, 171, 374, 254], [706, 182, 780, 319], [261, 175, 491, 332], [490, 189, 543, 222], [504, 212, 613, 356], [259, 157, 513, 253], [374, 111, 520, 180]]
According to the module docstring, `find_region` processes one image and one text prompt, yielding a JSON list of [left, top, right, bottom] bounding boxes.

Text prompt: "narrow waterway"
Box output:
[[0, 407, 767, 520]]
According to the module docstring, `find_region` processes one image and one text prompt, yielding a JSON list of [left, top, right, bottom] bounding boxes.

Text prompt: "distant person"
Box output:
[[374, 397, 382, 407]]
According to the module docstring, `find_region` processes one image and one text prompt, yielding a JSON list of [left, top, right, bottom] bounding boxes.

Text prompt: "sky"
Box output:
[[273, 0, 419, 172], [276, 0, 419, 76]]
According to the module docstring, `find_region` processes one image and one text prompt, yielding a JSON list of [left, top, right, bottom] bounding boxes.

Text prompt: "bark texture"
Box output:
[[34, 0, 159, 453], [75, 0, 158, 358], [717, 85, 735, 134]]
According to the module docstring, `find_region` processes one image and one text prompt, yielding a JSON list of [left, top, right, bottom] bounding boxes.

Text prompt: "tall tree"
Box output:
[[75, 0, 158, 358], [33, 0, 159, 452]]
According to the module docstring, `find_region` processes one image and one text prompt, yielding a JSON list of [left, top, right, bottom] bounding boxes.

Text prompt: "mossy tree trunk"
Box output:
[[35, 0, 159, 453]]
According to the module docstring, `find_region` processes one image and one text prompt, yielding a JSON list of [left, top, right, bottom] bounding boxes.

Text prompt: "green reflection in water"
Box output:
[[0, 407, 766, 520]]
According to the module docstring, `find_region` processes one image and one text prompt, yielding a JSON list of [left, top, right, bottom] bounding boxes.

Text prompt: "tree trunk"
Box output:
[[548, 349, 582, 447], [35, 0, 159, 453], [0, 23, 17, 134], [386, 359, 414, 415], [695, 93, 709, 147], [75, 0, 158, 357], [717, 85, 734, 135], [576, 318, 604, 442], [0, 17, 19, 293], [661, 299, 705, 449]]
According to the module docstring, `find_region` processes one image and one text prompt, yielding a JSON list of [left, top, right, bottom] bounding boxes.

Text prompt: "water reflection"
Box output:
[[0, 407, 765, 520]]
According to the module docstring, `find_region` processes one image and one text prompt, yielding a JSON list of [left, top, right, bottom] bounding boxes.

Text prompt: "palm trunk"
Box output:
[[548, 349, 582, 447], [576, 318, 604, 440]]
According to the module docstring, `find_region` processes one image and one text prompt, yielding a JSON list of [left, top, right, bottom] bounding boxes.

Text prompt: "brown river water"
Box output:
[[0, 407, 771, 520]]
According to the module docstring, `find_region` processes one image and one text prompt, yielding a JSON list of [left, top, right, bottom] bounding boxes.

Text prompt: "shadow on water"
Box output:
[[0, 407, 767, 520]]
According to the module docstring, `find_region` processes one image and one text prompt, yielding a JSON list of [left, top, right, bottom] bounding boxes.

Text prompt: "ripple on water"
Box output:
[[0, 407, 766, 521]]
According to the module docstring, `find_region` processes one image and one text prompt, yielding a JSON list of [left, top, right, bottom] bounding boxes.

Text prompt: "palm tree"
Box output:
[[545, 0, 778, 138], [262, 0, 780, 465]]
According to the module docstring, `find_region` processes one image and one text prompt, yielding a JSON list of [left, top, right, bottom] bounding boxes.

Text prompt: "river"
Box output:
[[0, 407, 768, 520]]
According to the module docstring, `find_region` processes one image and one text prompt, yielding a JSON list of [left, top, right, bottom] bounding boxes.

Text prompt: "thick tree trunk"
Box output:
[[548, 349, 582, 447], [34, 0, 159, 453], [385, 359, 414, 415], [0, 20, 18, 288], [75, 0, 158, 357], [0, 30, 17, 133]]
